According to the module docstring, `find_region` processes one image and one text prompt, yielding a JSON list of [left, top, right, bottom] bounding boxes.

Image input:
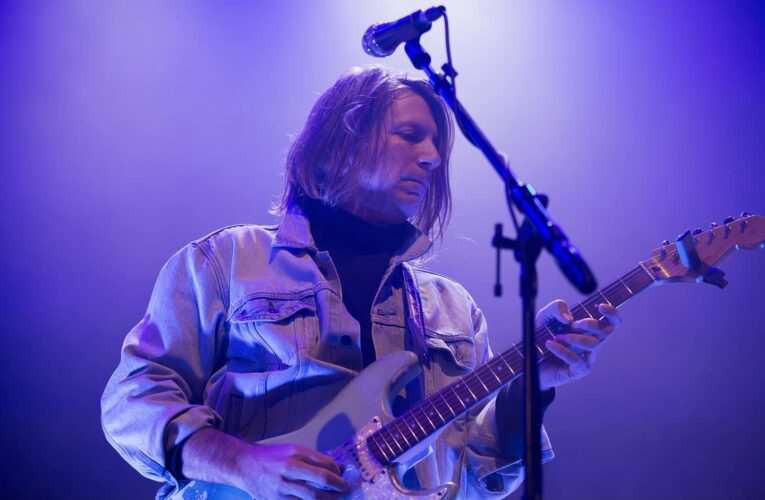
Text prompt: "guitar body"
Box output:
[[171, 351, 457, 499]]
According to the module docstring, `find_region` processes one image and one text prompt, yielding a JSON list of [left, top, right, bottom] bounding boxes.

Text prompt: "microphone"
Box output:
[[362, 6, 445, 58]]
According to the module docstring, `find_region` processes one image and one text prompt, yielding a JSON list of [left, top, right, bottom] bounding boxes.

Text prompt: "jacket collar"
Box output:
[[272, 206, 433, 263]]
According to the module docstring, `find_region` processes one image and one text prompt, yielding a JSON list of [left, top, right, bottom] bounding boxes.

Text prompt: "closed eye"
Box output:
[[398, 130, 423, 143]]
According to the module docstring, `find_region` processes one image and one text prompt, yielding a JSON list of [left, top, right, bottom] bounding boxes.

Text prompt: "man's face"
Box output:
[[345, 90, 442, 225]]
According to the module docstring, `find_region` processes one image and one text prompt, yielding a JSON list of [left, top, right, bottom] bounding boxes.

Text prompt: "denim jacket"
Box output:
[[101, 208, 552, 498]]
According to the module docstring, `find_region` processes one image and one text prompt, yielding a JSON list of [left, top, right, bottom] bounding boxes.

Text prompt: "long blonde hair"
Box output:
[[274, 65, 454, 240]]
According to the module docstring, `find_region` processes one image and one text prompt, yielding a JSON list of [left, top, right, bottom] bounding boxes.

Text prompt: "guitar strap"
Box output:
[[401, 264, 432, 368]]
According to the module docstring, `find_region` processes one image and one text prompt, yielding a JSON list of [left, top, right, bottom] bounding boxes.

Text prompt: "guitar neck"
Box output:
[[366, 263, 656, 465]]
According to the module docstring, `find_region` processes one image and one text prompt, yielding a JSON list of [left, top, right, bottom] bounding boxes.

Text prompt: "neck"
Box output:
[[340, 195, 408, 226]]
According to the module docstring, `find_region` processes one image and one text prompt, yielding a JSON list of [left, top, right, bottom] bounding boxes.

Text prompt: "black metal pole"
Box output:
[[402, 36, 597, 500], [517, 229, 543, 500]]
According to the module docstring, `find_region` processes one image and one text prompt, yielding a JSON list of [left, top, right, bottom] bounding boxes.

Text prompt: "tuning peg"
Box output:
[[741, 211, 752, 218], [692, 228, 703, 235], [676, 230, 691, 242], [659, 240, 670, 258], [723, 216, 735, 224]]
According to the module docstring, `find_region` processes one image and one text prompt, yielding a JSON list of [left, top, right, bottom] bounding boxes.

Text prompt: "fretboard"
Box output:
[[367, 263, 656, 464]]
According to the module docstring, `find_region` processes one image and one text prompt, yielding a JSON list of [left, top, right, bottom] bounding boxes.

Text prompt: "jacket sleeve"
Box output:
[[100, 241, 226, 486], [462, 300, 555, 496]]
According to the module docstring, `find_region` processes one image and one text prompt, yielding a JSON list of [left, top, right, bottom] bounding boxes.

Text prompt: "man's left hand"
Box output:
[[536, 299, 621, 390]]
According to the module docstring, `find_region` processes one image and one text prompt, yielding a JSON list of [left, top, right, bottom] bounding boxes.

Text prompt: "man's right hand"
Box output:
[[181, 428, 348, 499], [234, 442, 348, 498]]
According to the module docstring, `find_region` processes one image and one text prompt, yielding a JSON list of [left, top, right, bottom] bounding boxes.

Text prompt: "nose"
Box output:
[[417, 141, 442, 171]]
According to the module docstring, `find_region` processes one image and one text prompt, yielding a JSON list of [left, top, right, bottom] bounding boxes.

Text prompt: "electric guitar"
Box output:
[[173, 213, 765, 499]]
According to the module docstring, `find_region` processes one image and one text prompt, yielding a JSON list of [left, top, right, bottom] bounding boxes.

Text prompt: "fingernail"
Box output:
[[563, 311, 574, 322]]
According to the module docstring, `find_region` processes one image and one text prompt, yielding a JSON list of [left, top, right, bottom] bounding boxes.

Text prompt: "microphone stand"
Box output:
[[403, 39, 598, 500]]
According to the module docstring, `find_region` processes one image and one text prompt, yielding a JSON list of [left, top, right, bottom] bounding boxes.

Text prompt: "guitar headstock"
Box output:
[[642, 212, 765, 285]]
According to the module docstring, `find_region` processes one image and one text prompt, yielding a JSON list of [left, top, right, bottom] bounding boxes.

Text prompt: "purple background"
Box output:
[[2, 1, 764, 498]]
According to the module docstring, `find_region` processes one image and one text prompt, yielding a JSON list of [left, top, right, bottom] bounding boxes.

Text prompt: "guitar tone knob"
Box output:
[[662, 240, 670, 246], [723, 216, 735, 224], [741, 211, 752, 218], [692, 228, 703, 235], [709, 222, 718, 229]]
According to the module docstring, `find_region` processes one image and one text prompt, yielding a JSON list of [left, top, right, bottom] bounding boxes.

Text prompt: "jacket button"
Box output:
[[340, 335, 352, 346]]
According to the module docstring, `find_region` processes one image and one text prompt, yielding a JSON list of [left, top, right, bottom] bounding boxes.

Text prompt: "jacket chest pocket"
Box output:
[[229, 291, 318, 369], [424, 330, 477, 375]]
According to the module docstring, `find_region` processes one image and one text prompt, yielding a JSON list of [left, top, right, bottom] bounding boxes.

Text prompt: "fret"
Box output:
[[511, 343, 525, 359], [405, 414, 423, 441], [485, 360, 503, 384], [602, 280, 629, 306], [427, 398, 446, 423], [415, 405, 436, 431], [581, 299, 600, 318], [408, 411, 428, 437], [404, 413, 425, 440], [471, 370, 490, 393], [451, 384, 470, 409], [573, 303, 594, 319], [498, 354, 515, 375], [542, 325, 555, 340], [597, 289, 612, 306], [438, 391, 456, 415], [383, 427, 405, 454], [482, 363, 505, 391], [369, 433, 391, 463], [391, 420, 412, 448], [616, 274, 633, 294], [378, 429, 400, 457], [453, 380, 476, 406], [638, 261, 656, 282]]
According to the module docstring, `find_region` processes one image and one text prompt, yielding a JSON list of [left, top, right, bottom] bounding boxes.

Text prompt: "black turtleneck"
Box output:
[[301, 197, 411, 367]]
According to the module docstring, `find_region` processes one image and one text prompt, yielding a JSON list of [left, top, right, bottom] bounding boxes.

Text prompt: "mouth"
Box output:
[[402, 178, 429, 193]]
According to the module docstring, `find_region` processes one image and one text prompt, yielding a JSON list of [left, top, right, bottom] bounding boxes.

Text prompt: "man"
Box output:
[[102, 66, 620, 498]]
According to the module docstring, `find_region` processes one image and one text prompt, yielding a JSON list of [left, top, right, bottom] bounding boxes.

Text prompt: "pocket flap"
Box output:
[[424, 330, 476, 370], [230, 293, 316, 323]]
